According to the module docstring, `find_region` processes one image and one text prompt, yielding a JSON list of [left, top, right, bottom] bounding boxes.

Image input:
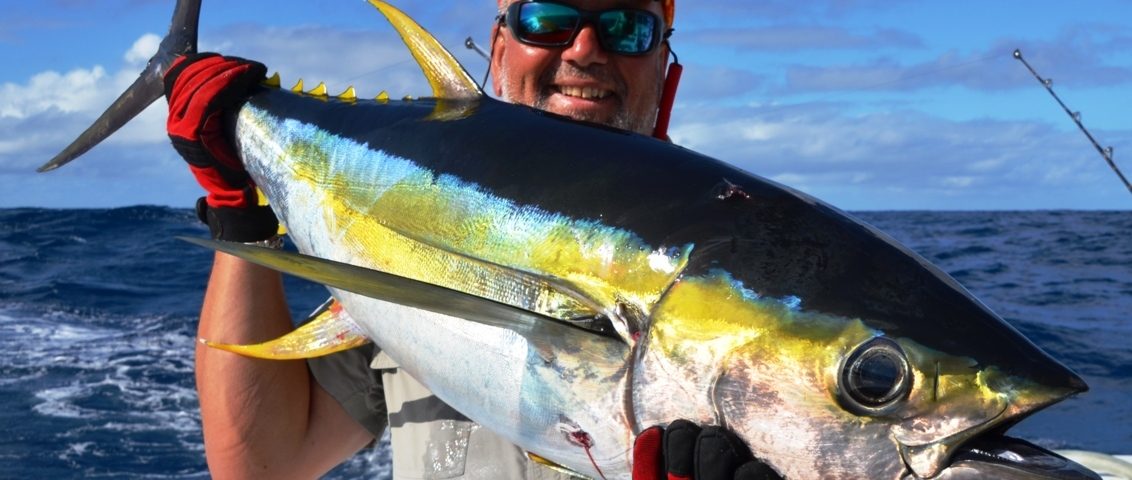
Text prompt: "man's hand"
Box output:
[[165, 52, 277, 241], [633, 420, 784, 480]]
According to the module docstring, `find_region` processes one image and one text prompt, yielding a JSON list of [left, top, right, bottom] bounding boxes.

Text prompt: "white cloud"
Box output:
[[0, 66, 107, 119], [201, 24, 446, 100], [125, 33, 161, 65], [0, 31, 174, 179], [670, 101, 1128, 208], [684, 26, 922, 51]]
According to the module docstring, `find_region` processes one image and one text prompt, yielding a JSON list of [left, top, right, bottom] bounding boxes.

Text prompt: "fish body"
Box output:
[[40, 1, 1100, 479], [227, 83, 1090, 478]]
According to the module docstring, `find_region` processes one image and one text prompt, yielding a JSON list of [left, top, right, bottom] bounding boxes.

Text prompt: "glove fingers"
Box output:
[[167, 54, 229, 127], [198, 113, 250, 181], [633, 426, 665, 480], [193, 59, 265, 174], [202, 58, 266, 120], [663, 419, 701, 480], [180, 58, 262, 128], [164, 52, 267, 203], [733, 461, 785, 480], [693, 426, 752, 480]]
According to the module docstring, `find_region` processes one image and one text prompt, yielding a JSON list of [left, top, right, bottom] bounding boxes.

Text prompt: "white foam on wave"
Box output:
[[3, 304, 204, 447], [33, 383, 95, 419]]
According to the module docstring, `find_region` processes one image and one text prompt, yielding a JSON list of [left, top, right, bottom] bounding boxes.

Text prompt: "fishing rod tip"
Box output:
[[1013, 49, 1022, 59]]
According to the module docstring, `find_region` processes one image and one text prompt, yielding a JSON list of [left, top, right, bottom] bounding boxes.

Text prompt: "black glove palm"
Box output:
[[634, 420, 783, 480]]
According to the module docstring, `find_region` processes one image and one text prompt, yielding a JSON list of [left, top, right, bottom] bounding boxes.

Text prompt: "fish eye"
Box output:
[[838, 337, 911, 415]]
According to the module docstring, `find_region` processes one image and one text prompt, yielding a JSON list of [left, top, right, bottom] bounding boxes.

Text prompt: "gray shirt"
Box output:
[[308, 342, 581, 480]]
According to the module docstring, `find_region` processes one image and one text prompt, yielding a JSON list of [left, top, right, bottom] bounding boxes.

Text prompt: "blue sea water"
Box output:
[[0, 207, 1128, 477]]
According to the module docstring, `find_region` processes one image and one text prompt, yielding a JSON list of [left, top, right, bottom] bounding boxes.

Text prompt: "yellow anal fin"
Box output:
[[368, 0, 481, 100], [200, 299, 370, 359]]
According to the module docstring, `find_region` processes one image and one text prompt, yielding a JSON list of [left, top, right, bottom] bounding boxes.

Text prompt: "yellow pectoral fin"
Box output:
[[200, 299, 370, 360]]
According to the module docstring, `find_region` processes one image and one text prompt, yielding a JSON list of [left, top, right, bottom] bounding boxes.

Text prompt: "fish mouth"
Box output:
[[911, 434, 1101, 479]]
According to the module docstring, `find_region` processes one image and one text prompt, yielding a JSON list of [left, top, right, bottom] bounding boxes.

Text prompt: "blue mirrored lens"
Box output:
[[510, 1, 660, 55], [517, 2, 578, 44], [598, 10, 656, 54]]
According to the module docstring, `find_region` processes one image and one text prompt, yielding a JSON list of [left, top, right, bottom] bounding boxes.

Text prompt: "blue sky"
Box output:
[[2, 0, 1130, 210]]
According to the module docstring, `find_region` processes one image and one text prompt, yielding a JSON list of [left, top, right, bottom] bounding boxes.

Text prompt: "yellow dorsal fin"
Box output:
[[200, 299, 370, 359], [263, 72, 281, 88], [308, 81, 328, 97], [368, 0, 481, 99], [291, 78, 305, 93]]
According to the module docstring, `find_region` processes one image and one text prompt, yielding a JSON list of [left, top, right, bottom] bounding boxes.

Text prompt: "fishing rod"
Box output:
[[1014, 49, 1132, 195]]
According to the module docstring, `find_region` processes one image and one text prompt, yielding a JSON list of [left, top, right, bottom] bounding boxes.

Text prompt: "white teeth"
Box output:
[[559, 86, 610, 99]]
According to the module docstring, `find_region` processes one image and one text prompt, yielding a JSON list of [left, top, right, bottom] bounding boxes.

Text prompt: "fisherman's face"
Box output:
[[490, 0, 669, 136]]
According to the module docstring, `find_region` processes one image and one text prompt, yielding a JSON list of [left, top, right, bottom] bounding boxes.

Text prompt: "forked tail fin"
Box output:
[[36, 0, 201, 172]]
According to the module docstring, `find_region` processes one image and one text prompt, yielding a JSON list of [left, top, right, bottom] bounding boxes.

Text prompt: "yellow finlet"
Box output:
[[263, 72, 281, 88], [291, 78, 305, 93], [200, 299, 370, 360], [367, 0, 481, 99], [376, 90, 390, 103], [308, 81, 329, 97], [526, 452, 586, 477], [337, 86, 357, 102], [402, 95, 414, 102]]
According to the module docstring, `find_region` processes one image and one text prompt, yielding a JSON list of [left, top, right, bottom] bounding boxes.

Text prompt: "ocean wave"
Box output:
[[1, 207, 1128, 476]]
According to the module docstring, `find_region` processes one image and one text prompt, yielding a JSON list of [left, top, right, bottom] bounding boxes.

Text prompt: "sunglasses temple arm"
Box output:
[[464, 36, 493, 90], [652, 47, 682, 141]]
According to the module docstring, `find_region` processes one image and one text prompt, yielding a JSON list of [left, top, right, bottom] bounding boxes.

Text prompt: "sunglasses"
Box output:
[[499, 1, 670, 56]]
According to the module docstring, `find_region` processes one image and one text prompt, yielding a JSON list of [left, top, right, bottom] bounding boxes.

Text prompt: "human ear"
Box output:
[[489, 22, 506, 97]]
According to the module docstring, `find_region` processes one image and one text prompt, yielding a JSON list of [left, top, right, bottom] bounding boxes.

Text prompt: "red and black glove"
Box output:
[[633, 420, 783, 480], [165, 52, 277, 242]]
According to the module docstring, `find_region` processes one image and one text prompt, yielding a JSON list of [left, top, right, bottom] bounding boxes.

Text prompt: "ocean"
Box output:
[[0, 207, 1128, 478]]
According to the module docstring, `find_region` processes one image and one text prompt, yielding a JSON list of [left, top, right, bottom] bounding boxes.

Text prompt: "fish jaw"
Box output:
[[891, 360, 1090, 479], [878, 325, 1087, 479], [918, 436, 1103, 479]]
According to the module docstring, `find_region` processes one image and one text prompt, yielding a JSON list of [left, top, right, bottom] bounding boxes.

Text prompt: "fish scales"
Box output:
[[228, 88, 1089, 479]]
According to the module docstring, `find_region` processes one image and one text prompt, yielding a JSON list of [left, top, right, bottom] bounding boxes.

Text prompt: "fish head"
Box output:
[[641, 268, 1094, 480]]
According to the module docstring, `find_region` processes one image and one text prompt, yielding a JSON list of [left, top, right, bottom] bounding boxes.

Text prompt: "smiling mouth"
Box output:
[[555, 85, 612, 100]]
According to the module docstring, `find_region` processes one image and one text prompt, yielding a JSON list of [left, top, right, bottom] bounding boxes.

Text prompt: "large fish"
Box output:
[[40, 1, 1101, 479]]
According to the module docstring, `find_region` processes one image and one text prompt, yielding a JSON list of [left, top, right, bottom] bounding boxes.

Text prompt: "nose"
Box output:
[[561, 24, 608, 66]]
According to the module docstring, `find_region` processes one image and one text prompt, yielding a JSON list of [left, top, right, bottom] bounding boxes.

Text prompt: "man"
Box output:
[[169, 1, 777, 478]]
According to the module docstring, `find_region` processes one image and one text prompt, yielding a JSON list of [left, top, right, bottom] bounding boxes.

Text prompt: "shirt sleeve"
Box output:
[[307, 341, 388, 439]]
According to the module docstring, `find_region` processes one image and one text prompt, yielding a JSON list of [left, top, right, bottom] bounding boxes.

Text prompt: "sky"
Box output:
[[1, 0, 1130, 210]]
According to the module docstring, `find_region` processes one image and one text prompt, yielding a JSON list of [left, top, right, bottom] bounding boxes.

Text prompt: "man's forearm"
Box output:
[[193, 251, 378, 480], [194, 252, 374, 478], [195, 251, 312, 476]]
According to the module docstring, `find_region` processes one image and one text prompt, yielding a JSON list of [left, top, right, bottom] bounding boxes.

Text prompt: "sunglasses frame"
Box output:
[[499, 0, 670, 56]]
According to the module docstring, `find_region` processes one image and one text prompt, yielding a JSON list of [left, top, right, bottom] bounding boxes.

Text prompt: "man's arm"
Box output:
[[195, 252, 373, 478], [165, 53, 375, 477]]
